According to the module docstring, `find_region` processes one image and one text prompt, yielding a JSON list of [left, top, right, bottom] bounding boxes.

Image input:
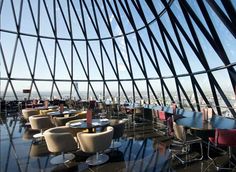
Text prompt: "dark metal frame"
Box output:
[[0, 0, 235, 117]]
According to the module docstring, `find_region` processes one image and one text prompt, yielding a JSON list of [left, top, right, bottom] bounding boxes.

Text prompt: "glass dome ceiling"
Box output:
[[1, 0, 236, 117]]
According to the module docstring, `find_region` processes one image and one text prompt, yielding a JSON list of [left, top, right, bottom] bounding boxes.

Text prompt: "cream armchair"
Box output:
[[77, 126, 114, 166], [53, 114, 81, 127], [22, 109, 40, 121], [29, 115, 54, 141], [43, 126, 78, 165]]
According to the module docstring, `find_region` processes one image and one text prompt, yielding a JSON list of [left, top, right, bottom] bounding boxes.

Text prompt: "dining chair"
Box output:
[[110, 104, 122, 119], [152, 109, 168, 135], [53, 114, 82, 127], [133, 107, 144, 124], [207, 129, 236, 171], [89, 100, 97, 110], [171, 122, 203, 164], [109, 119, 126, 149], [166, 116, 174, 136], [77, 126, 114, 166], [22, 109, 40, 122], [40, 109, 57, 115], [65, 119, 89, 137], [96, 102, 105, 113], [111, 104, 127, 120], [44, 126, 78, 165], [29, 115, 54, 142]]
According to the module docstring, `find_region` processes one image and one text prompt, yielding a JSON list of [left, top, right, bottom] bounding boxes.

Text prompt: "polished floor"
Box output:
[[0, 112, 233, 172]]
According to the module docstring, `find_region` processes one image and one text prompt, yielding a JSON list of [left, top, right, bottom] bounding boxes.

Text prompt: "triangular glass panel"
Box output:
[[166, 39, 188, 75], [20, 1, 37, 35], [54, 45, 71, 80], [192, 20, 225, 69], [40, 1, 55, 37], [149, 79, 162, 104], [5, 81, 19, 100], [93, 2, 113, 39], [28, 0, 39, 20], [72, 46, 87, 80], [195, 73, 213, 105], [102, 39, 118, 80], [1, 0, 17, 31], [21, 36, 37, 70], [178, 28, 205, 73], [34, 81, 53, 100], [11, 40, 32, 78], [1, 33, 18, 72], [87, 50, 101, 80], [34, 42, 54, 79], [51, 83, 61, 100], [163, 78, 176, 105], [55, 1, 70, 39], [58, 40, 72, 73], [56, 81, 71, 99]]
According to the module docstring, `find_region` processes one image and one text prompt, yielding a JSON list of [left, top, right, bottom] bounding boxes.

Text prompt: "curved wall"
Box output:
[[0, 0, 236, 117]]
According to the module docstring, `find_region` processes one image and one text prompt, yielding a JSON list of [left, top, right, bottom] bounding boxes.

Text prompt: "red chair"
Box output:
[[152, 110, 169, 135], [166, 116, 174, 136], [208, 129, 236, 170], [159, 110, 167, 120]]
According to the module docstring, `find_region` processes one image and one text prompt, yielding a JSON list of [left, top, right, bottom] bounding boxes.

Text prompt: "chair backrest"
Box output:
[[29, 115, 53, 130], [97, 102, 104, 110], [77, 126, 114, 153], [43, 126, 77, 153], [40, 109, 56, 115], [53, 114, 81, 126], [89, 100, 96, 109], [214, 129, 236, 147], [110, 120, 126, 139], [158, 111, 166, 121], [173, 122, 186, 142], [167, 117, 174, 136], [152, 109, 159, 118], [77, 111, 87, 118], [134, 107, 144, 115], [22, 109, 40, 120], [207, 108, 213, 119], [120, 105, 126, 114], [171, 103, 177, 114]]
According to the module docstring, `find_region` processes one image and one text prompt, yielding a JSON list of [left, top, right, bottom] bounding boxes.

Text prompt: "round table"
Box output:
[[69, 118, 110, 132], [175, 113, 236, 141], [47, 110, 78, 117], [176, 113, 236, 130]]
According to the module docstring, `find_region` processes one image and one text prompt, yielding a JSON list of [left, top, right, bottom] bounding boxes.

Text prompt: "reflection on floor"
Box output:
[[0, 114, 226, 172]]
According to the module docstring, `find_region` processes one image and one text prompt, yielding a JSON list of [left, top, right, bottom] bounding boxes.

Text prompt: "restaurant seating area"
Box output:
[[1, 100, 236, 172]]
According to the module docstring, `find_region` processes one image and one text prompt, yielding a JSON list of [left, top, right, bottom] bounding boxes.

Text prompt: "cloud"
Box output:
[[117, 38, 128, 72], [118, 62, 126, 72], [109, 14, 114, 22]]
